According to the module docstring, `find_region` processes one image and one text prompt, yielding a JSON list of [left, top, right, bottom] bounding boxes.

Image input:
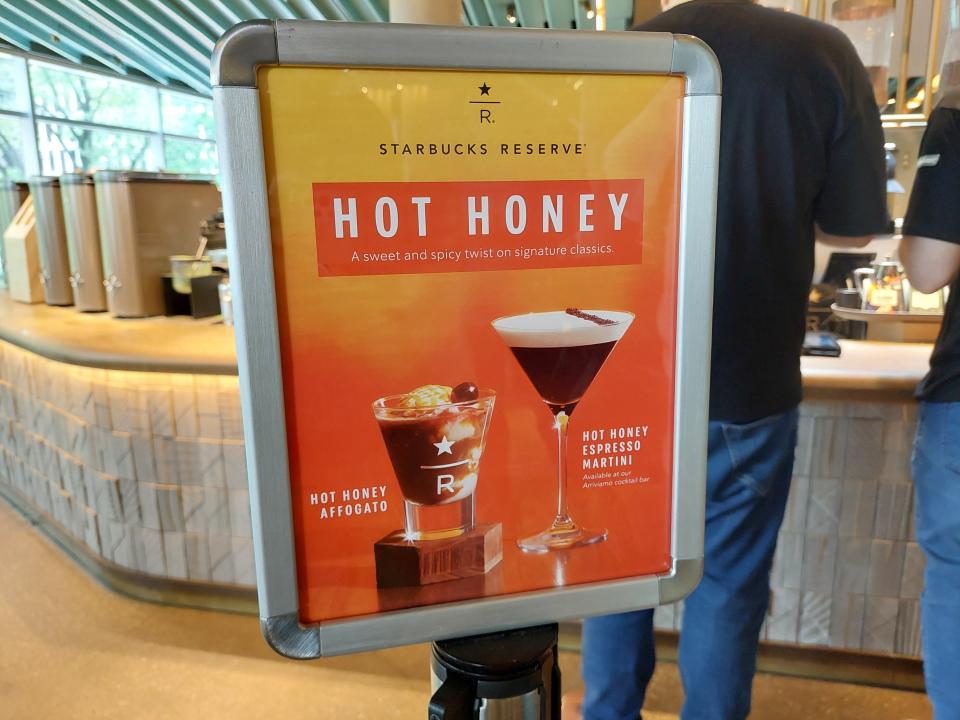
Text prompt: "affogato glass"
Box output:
[[373, 387, 495, 541]]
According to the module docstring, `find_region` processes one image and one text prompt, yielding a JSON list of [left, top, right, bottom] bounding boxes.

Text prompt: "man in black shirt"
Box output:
[[898, 89, 960, 719], [579, 2, 888, 718]]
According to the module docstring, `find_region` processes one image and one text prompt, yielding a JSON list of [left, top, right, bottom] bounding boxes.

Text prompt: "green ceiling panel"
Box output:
[[0, 0, 633, 95], [169, 0, 233, 36], [516, 1, 549, 29]]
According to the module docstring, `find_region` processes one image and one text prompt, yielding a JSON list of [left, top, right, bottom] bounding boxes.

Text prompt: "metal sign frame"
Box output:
[[212, 19, 720, 659]]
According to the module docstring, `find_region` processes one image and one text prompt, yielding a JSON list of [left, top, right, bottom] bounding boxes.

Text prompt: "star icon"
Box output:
[[433, 436, 455, 455], [478, 82, 491, 96]]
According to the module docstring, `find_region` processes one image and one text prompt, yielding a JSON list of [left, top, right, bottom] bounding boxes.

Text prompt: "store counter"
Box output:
[[0, 294, 933, 655], [801, 339, 931, 398], [0, 293, 253, 611], [654, 340, 932, 659], [0, 292, 235, 374]]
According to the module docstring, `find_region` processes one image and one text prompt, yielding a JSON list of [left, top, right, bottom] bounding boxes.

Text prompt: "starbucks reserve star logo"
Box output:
[[470, 81, 499, 124]]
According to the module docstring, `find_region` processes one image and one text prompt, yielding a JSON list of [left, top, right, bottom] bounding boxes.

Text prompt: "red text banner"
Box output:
[[313, 178, 644, 277]]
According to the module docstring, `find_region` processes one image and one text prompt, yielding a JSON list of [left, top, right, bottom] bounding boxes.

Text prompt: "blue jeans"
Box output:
[[581, 408, 799, 720], [912, 401, 960, 720]]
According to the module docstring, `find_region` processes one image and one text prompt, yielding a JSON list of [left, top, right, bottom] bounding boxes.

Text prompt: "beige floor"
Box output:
[[0, 500, 933, 719]]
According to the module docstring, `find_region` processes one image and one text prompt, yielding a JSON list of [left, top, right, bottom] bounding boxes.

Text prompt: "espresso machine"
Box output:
[[93, 171, 220, 317], [429, 625, 561, 719]]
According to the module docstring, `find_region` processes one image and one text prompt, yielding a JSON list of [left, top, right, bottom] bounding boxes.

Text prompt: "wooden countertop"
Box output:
[[0, 292, 933, 390], [801, 339, 930, 396], [0, 291, 237, 375]]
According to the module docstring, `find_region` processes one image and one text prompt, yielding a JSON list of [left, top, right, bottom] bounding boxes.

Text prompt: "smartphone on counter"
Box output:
[[802, 331, 842, 357]]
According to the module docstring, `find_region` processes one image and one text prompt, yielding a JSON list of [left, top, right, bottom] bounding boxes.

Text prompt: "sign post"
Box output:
[[212, 20, 720, 667]]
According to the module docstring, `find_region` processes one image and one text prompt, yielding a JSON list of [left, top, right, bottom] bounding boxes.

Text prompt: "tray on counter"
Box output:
[[830, 304, 943, 324]]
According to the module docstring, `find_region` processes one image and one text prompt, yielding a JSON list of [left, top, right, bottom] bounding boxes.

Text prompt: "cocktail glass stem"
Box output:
[[553, 410, 574, 528], [516, 406, 606, 553]]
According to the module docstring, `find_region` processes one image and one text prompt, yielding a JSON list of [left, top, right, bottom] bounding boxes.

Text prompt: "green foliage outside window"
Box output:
[[163, 137, 217, 175], [0, 116, 25, 180], [0, 55, 28, 113], [0, 53, 219, 178], [30, 62, 158, 131], [37, 121, 153, 175], [161, 90, 215, 140]]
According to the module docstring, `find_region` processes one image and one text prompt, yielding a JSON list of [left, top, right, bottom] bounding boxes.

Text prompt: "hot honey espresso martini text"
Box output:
[[492, 309, 633, 552]]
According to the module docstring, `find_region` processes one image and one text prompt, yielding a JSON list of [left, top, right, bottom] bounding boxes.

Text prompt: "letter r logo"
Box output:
[[437, 474, 455, 495]]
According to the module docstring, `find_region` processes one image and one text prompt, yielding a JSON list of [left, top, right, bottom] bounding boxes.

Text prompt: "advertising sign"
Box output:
[[213, 21, 720, 657]]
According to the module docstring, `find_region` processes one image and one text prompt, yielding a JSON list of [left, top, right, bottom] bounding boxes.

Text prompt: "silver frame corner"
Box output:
[[211, 19, 279, 88], [671, 34, 722, 96], [658, 558, 705, 605], [262, 612, 323, 659]]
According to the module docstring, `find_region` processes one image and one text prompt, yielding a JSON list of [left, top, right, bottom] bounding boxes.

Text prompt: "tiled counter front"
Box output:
[[0, 327, 928, 656], [654, 397, 924, 658], [0, 339, 255, 587]]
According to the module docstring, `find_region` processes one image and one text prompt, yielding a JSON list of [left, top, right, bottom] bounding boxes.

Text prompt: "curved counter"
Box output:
[[0, 289, 931, 394], [0, 293, 236, 375], [0, 292, 935, 657], [0, 292, 253, 613]]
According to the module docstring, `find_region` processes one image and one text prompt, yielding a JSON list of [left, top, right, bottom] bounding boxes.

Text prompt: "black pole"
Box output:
[[428, 624, 561, 720]]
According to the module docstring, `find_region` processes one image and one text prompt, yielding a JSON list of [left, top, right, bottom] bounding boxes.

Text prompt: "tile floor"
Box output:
[[0, 500, 933, 719]]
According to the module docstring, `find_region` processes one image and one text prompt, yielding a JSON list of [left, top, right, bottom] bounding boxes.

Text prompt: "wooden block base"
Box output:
[[374, 523, 503, 588]]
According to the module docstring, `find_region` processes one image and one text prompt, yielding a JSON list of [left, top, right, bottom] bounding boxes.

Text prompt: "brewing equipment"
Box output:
[[28, 177, 73, 307], [60, 173, 107, 312], [93, 171, 220, 317]]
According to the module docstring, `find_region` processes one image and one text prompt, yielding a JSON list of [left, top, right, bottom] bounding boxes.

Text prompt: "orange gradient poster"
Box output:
[[257, 66, 685, 624]]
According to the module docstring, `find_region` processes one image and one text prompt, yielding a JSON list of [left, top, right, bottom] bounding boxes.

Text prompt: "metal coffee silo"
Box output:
[[93, 171, 220, 318], [60, 173, 107, 312], [28, 176, 74, 306]]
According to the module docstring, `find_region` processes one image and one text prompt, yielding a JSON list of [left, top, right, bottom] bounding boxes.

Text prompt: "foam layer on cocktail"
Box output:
[[491, 310, 633, 348]]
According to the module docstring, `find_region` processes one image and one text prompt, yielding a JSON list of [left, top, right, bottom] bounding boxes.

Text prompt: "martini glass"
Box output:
[[492, 309, 634, 553]]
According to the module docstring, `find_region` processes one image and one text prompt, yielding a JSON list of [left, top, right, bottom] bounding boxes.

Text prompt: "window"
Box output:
[[0, 55, 29, 113], [163, 137, 218, 175], [160, 90, 217, 174], [0, 115, 29, 180], [30, 62, 159, 132], [0, 51, 219, 179], [161, 90, 214, 140], [0, 54, 36, 180], [36, 121, 157, 176]]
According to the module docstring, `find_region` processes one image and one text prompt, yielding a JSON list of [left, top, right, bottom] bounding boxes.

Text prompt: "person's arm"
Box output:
[[899, 235, 960, 293], [899, 106, 960, 292], [815, 224, 874, 248]]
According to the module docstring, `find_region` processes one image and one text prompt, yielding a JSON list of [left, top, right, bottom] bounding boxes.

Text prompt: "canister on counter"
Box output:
[[93, 171, 220, 318], [60, 173, 107, 312], [27, 176, 73, 307]]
